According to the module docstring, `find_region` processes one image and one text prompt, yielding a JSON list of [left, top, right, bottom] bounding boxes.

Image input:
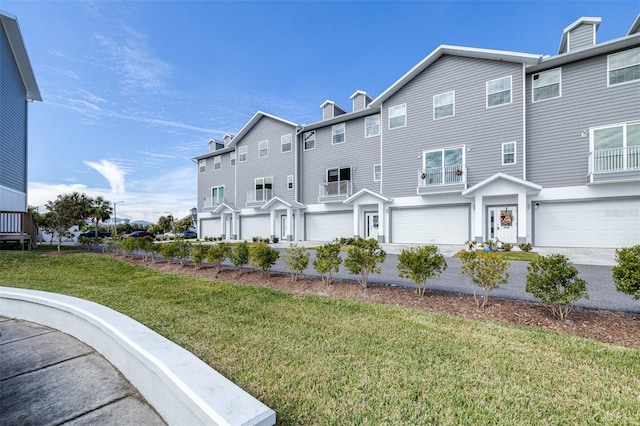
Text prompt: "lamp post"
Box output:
[[113, 201, 124, 237]]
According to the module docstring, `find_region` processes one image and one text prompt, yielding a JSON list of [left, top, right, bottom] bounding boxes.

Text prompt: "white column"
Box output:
[[352, 204, 360, 238], [286, 207, 293, 241], [270, 209, 276, 240], [517, 190, 527, 244], [377, 201, 385, 243], [474, 193, 483, 243], [219, 213, 226, 239], [232, 211, 238, 240]]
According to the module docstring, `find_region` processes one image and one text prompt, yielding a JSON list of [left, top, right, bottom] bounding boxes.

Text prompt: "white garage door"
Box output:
[[200, 218, 220, 239], [391, 205, 470, 244], [240, 215, 270, 240], [534, 199, 640, 248], [306, 212, 352, 241]]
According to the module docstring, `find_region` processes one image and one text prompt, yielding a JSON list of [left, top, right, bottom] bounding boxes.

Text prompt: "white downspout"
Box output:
[[522, 62, 527, 181]]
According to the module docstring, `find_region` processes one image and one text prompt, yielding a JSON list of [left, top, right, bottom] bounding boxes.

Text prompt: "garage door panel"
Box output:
[[240, 216, 270, 240], [534, 199, 640, 248], [200, 218, 220, 238], [392, 206, 469, 244], [306, 212, 352, 241]]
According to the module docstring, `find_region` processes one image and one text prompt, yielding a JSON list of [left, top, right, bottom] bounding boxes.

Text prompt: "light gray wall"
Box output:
[[568, 24, 595, 52], [300, 113, 381, 205], [196, 151, 236, 211], [381, 55, 525, 197], [235, 116, 297, 207], [526, 51, 640, 188], [0, 25, 28, 196]]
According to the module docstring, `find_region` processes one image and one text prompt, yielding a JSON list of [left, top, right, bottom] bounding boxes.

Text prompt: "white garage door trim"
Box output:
[[240, 215, 270, 240], [306, 212, 352, 241], [534, 198, 640, 248], [391, 205, 470, 244]]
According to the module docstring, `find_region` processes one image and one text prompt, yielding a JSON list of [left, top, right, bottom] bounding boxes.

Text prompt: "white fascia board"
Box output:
[[462, 173, 542, 197], [628, 13, 640, 35], [558, 17, 602, 54], [229, 111, 298, 149], [349, 90, 368, 99]]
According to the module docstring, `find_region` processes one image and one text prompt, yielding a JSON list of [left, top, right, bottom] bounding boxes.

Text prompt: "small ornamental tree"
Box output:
[[313, 242, 342, 286], [144, 239, 161, 263], [250, 242, 280, 277], [283, 244, 310, 282], [344, 238, 387, 289], [612, 245, 640, 300], [159, 240, 176, 262], [190, 243, 209, 269], [206, 242, 231, 273], [460, 251, 510, 308], [526, 254, 588, 320], [397, 245, 447, 297], [121, 236, 138, 257], [172, 239, 192, 266], [229, 241, 250, 276]]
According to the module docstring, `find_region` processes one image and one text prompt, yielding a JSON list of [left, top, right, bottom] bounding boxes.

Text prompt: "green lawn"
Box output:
[[454, 249, 539, 261], [1, 248, 638, 425]]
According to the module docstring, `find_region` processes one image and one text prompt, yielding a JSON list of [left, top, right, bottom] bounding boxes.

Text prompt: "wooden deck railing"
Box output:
[[0, 211, 38, 250]]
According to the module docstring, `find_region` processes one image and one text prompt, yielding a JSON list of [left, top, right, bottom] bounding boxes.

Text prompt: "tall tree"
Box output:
[[66, 192, 92, 229], [89, 196, 112, 237], [45, 195, 76, 251]]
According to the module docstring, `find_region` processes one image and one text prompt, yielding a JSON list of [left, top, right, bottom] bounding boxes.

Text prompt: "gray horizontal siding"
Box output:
[[568, 25, 594, 52], [0, 26, 28, 194], [381, 55, 525, 198], [526, 52, 640, 188], [235, 116, 297, 207], [197, 152, 236, 210], [300, 113, 381, 205]]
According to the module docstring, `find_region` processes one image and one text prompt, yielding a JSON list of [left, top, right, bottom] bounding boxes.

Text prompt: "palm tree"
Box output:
[[89, 196, 112, 237], [66, 192, 92, 229]]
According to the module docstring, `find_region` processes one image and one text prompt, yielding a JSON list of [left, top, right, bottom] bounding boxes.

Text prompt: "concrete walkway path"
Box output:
[[0, 316, 165, 425]]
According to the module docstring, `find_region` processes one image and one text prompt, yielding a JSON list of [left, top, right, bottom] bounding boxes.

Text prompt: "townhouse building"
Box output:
[[195, 14, 640, 249]]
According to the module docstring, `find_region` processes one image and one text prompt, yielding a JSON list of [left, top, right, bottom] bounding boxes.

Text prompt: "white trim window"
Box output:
[[332, 123, 345, 144], [213, 155, 221, 170], [608, 47, 640, 86], [254, 177, 273, 202], [303, 131, 315, 151], [374, 164, 381, 181], [210, 185, 225, 205], [388, 103, 406, 129], [532, 68, 561, 102], [591, 121, 640, 172], [433, 91, 454, 119], [423, 147, 464, 184], [230, 152, 236, 167], [502, 142, 516, 165], [238, 146, 247, 163], [287, 175, 294, 190], [258, 140, 268, 158], [365, 115, 380, 137], [281, 134, 292, 153], [198, 159, 206, 173], [486, 76, 512, 107]]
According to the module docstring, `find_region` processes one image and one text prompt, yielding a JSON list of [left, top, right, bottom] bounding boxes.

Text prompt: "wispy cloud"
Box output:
[[83, 159, 126, 193]]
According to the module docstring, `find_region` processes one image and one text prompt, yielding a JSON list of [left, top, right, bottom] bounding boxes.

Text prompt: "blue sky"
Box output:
[[4, 1, 639, 222]]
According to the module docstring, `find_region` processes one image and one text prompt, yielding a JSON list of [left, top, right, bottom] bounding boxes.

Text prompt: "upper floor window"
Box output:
[[365, 115, 380, 137], [230, 152, 236, 167], [238, 146, 247, 163], [281, 134, 292, 153], [254, 177, 273, 202], [532, 68, 561, 102], [258, 140, 268, 158], [608, 47, 640, 86], [303, 131, 315, 151], [211, 186, 225, 205], [591, 122, 640, 171], [388, 104, 406, 129], [198, 159, 206, 173], [433, 91, 455, 119], [287, 175, 294, 190], [374, 164, 381, 181], [486, 76, 512, 107], [213, 155, 221, 170], [502, 142, 516, 165], [423, 147, 464, 184], [332, 123, 345, 144]]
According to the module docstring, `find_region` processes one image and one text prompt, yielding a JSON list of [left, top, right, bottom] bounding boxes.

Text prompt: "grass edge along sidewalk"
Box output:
[[1, 249, 639, 425]]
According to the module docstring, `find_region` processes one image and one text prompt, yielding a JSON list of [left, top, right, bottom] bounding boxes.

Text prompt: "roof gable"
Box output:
[[462, 173, 542, 197], [230, 111, 298, 148], [557, 17, 601, 54]]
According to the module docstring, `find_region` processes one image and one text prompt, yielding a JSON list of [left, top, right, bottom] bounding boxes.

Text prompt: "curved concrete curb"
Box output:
[[0, 286, 275, 426]]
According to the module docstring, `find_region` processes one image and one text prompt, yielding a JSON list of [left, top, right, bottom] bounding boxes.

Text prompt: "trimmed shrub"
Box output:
[[526, 254, 588, 320], [612, 245, 640, 300], [344, 238, 387, 289], [190, 243, 209, 269], [282, 244, 310, 282], [460, 251, 510, 308], [502, 243, 513, 252], [518, 242, 532, 252], [397, 245, 447, 297], [229, 241, 250, 276], [250, 242, 280, 277], [313, 242, 342, 286], [206, 242, 231, 273]]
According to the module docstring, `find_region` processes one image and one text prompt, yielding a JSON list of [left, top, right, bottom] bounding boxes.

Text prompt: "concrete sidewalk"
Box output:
[[0, 316, 165, 425]]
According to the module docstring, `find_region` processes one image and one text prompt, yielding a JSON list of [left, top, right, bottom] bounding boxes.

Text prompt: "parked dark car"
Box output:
[[121, 230, 156, 239], [79, 230, 112, 238], [182, 230, 197, 239]]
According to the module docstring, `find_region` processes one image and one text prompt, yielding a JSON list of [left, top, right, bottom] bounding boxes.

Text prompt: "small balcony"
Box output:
[[588, 146, 640, 184], [203, 197, 226, 210], [246, 189, 273, 207], [318, 181, 352, 203], [417, 164, 467, 195]]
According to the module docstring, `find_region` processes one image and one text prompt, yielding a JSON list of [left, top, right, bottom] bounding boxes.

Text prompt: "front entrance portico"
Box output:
[[212, 203, 240, 239], [344, 188, 392, 242], [262, 196, 304, 241], [462, 173, 541, 244]]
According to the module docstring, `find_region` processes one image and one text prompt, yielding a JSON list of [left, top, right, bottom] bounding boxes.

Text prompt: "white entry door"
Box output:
[[488, 206, 517, 244], [280, 215, 295, 239], [365, 212, 379, 240]]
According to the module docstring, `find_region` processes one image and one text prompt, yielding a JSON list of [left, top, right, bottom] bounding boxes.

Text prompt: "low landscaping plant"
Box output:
[[190, 243, 209, 269], [612, 244, 640, 300], [526, 254, 588, 320], [313, 241, 342, 285], [397, 245, 447, 298], [229, 241, 250, 276], [282, 244, 310, 282], [518, 242, 532, 252], [249, 242, 279, 277], [344, 238, 386, 289], [502, 243, 513, 252], [206, 242, 231, 273], [460, 251, 510, 308]]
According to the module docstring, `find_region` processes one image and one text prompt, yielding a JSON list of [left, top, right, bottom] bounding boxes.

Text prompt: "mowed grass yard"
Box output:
[[1, 249, 639, 425]]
